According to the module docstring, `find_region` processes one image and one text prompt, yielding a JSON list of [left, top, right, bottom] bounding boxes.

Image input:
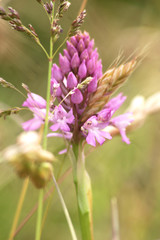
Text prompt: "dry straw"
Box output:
[[81, 57, 138, 122]]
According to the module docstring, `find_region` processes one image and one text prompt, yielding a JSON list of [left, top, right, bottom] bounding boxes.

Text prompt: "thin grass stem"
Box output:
[[40, 150, 68, 232], [8, 178, 29, 240], [13, 168, 72, 238], [111, 198, 120, 240], [78, 0, 88, 15], [52, 173, 78, 240], [52, 37, 68, 59]]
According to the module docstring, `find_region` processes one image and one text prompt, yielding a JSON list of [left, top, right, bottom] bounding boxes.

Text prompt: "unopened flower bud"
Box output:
[[28, 24, 38, 37], [8, 7, 20, 19], [69, 10, 87, 37], [10, 23, 25, 32], [57, 1, 71, 18], [44, 1, 53, 14], [10, 19, 22, 26], [51, 24, 63, 40]]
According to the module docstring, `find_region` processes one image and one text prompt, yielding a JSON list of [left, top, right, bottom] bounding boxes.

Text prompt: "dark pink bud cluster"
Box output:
[[22, 32, 133, 147], [51, 31, 102, 114], [44, 1, 54, 14]]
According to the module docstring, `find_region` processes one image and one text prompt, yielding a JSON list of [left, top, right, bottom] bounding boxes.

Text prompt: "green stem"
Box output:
[[72, 143, 94, 240], [23, 26, 50, 59], [36, 39, 50, 59], [42, 6, 55, 150], [42, 55, 53, 150], [35, 4, 55, 240], [41, 0, 51, 22], [35, 190, 44, 240], [52, 37, 68, 59]]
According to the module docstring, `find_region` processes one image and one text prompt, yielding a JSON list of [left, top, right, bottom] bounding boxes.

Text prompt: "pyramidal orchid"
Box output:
[[22, 31, 135, 147], [20, 31, 138, 239], [0, 2, 146, 240]]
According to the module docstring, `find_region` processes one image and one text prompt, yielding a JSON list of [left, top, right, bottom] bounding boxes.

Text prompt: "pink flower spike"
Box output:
[[71, 89, 83, 104]]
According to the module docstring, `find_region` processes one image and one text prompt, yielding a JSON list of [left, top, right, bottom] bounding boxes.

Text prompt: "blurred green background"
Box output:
[[0, 0, 160, 239]]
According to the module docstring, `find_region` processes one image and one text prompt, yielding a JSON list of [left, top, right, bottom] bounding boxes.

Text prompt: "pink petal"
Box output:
[[86, 132, 96, 147], [22, 118, 42, 131], [60, 122, 70, 132], [22, 93, 46, 109], [50, 123, 60, 131], [120, 129, 130, 144], [95, 132, 106, 145]]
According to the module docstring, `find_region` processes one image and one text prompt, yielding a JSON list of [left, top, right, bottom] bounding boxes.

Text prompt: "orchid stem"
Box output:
[[72, 143, 94, 240]]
